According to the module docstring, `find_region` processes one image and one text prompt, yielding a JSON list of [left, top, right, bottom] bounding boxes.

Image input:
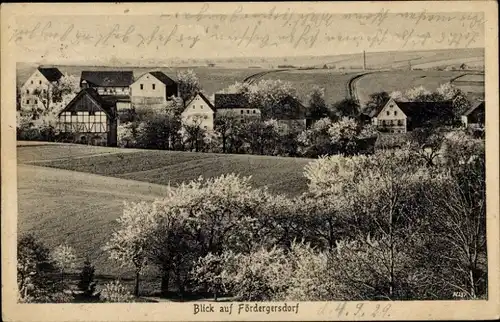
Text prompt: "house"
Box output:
[[20, 67, 63, 110], [181, 92, 216, 131], [214, 93, 261, 123], [272, 97, 309, 134], [80, 71, 134, 111], [130, 71, 178, 110], [57, 87, 118, 146], [461, 101, 485, 127], [370, 98, 454, 133]]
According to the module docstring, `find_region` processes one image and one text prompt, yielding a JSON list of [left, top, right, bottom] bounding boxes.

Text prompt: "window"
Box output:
[[204, 126, 207, 129], [200, 105, 203, 109], [34, 99, 38, 104], [398, 120, 403, 126], [104, 88, 108, 93], [140, 84, 144, 90], [204, 115, 208, 119], [394, 111, 397, 116], [240, 110, 244, 114], [253, 110, 256, 114], [152, 84, 156, 90], [192, 106, 195, 109], [26, 100, 30, 104], [247, 110, 250, 114], [26, 89, 29, 94], [386, 111, 390, 116], [31, 80, 33, 84], [39, 80, 42, 85]]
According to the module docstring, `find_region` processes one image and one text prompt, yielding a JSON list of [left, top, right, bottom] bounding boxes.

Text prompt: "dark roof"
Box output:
[[186, 92, 214, 110], [214, 93, 249, 109], [396, 101, 453, 117], [58, 88, 116, 118], [463, 101, 485, 116], [81, 71, 134, 87], [273, 96, 307, 119], [149, 71, 177, 86], [38, 67, 63, 82]]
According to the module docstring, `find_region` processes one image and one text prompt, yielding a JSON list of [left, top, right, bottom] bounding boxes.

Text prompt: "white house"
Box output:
[[21, 67, 63, 110], [130, 71, 178, 110], [181, 92, 215, 131], [370, 98, 408, 133]]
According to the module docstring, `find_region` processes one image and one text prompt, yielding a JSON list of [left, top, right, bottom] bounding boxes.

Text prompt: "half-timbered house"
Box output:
[[57, 88, 118, 146]]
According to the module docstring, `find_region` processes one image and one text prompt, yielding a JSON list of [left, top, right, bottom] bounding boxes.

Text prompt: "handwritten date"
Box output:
[[318, 302, 392, 318]]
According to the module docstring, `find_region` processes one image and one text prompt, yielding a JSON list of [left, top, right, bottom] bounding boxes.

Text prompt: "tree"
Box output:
[[307, 86, 330, 120], [137, 112, 182, 150], [408, 126, 446, 167], [181, 117, 206, 152], [242, 119, 280, 155], [51, 244, 78, 285], [245, 79, 298, 119], [77, 258, 97, 297], [177, 69, 202, 107], [332, 98, 360, 119], [214, 114, 240, 153], [364, 91, 390, 117], [31, 74, 80, 118], [103, 201, 156, 297], [17, 234, 56, 302], [328, 117, 377, 156]]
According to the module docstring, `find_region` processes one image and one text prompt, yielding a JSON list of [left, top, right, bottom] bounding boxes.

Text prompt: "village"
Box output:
[[17, 65, 485, 156]]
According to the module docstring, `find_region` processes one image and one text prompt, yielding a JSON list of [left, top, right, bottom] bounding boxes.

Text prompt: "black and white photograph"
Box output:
[[2, 1, 499, 321]]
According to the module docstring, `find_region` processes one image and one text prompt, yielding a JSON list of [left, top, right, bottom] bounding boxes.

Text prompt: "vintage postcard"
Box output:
[[1, 1, 499, 321]]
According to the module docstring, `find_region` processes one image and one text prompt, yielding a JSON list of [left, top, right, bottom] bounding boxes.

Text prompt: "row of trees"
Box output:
[[100, 130, 485, 301]]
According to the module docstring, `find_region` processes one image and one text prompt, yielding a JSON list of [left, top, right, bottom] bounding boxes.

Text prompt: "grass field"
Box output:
[[355, 70, 484, 106], [17, 143, 315, 290]]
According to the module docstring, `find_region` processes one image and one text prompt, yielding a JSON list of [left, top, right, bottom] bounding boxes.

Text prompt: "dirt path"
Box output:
[[347, 71, 377, 101]]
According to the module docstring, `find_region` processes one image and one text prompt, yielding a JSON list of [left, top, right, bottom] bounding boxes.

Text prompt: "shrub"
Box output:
[[77, 258, 97, 297], [99, 280, 134, 303]]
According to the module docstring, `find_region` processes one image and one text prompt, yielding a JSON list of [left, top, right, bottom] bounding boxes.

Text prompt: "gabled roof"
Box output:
[[37, 67, 63, 82], [463, 100, 485, 116], [149, 71, 177, 86], [58, 88, 116, 118], [186, 92, 215, 111], [214, 93, 249, 109], [80, 71, 134, 87]]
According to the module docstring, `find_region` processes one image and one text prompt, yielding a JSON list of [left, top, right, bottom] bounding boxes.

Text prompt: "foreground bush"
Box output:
[[99, 280, 134, 303]]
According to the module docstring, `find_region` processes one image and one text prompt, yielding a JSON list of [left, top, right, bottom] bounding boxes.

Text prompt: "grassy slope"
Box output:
[[17, 164, 172, 276], [355, 70, 484, 105], [259, 70, 362, 107], [18, 144, 313, 197], [17, 143, 314, 286]]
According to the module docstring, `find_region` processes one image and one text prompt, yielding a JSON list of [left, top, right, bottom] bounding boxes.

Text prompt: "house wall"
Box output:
[[216, 108, 261, 120], [94, 86, 130, 96], [130, 74, 170, 108], [181, 95, 215, 131], [20, 70, 53, 110], [116, 101, 132, 111], [374, 100, 407, 133]]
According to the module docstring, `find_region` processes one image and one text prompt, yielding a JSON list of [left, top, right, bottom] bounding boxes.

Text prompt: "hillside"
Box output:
[[18, 142, 315, 284], [18, 143, 313, 197]]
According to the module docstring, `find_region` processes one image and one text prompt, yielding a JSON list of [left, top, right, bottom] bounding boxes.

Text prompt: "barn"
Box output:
[[57, 88, 118, 146]]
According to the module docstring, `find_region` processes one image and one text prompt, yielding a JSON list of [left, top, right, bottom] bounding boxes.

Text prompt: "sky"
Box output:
[[5, 4, 486, 64]]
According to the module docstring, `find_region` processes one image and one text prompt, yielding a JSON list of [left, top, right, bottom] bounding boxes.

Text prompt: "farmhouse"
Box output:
[[57, 87, 118, 147], [461, 101, 485, 127], [80, 71, 133, 111], [273, 96, 309, 134], [130, 71, 178, 110], [181, 92, 215, 131], [214, 93, 261, 122], [21, 67, 63, 110], [370, 98, 454, 133]]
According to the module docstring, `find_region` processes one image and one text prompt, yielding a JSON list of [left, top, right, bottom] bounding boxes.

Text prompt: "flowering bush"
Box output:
[[99, 280, 134, 303]]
